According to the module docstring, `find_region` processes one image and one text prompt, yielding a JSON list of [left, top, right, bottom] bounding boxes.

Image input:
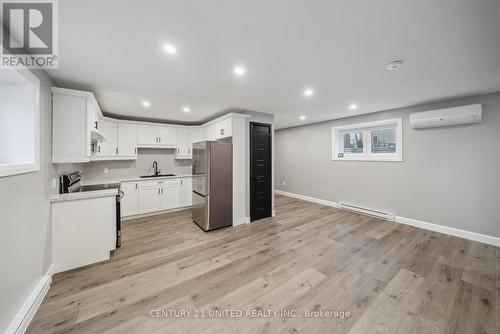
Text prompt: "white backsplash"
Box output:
[[81, 148, 192, 183]]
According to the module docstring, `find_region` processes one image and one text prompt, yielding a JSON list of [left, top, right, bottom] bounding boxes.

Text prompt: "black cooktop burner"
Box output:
[[77, 183, 121, 192]]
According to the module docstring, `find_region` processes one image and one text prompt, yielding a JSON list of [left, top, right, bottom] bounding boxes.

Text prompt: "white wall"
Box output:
[[0, 70, 57, 333], [275, 92, 500, 238]]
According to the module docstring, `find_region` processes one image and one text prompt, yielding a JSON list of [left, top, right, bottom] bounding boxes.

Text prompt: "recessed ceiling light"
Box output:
[[233, 66, 246, 76], [303, 88, 314, 97], [386, 60, 404, 71], [142, 101, 151, 108], [300, 115, 306, 121], [182, 106, 190, 113], [349, 103, 358, 110], [163, 43, 177, 55]]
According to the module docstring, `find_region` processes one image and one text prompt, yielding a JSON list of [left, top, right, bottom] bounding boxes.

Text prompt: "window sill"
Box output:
[[0, 163, 40, 178], [332, 156, 402, 162]]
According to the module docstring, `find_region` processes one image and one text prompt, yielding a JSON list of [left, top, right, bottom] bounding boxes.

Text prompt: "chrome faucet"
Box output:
[[152, 161, 160, 175]]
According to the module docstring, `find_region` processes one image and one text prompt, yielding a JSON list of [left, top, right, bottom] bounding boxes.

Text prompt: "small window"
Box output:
[[332, 118, 402, 161], [0, 69, 40, 177]]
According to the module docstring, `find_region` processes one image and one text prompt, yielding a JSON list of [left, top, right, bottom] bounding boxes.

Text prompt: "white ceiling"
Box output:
[[48, 0, 500, 129]]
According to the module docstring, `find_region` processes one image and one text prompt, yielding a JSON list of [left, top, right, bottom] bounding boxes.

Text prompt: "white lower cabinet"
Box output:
[[124, 177, 192, 217], [52, 195, 116, 273], [161, 180, 180, 210], [121, 182, 139, 217], [138, 186, 162, 214], [180, 178, 192, 207]]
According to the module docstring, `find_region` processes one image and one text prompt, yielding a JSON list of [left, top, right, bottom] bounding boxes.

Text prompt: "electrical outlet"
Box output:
[[104, 168, 109, 174], [282, 181, 286, 186]]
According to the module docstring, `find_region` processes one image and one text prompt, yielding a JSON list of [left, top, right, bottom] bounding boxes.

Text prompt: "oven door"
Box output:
[[192, 191, 209, 231]]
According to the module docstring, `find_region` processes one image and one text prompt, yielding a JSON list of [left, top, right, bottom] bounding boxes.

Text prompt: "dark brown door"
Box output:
[[250, 122, 272, 221]]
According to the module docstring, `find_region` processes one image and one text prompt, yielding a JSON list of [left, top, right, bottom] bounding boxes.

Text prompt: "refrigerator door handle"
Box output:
[[193, 190, 206, 197]]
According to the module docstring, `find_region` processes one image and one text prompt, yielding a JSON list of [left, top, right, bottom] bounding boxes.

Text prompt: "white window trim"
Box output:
[[331, 118, 403, 162], [0, 69, 40, 178]]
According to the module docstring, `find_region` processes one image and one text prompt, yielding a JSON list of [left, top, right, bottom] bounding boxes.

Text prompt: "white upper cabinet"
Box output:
[[95, 119, 118, 158], [189, 127, 203, 145], [176, 127, 203, 159], [215, 118, 232, 139], [138, 124, 159, 146], [93, 120, 137, 160], [52, 90, 244, 163], [117, 123, 138, 158], [176, 127, 191, 159], [204, 124, 216, 141], [159, 126, 177, 146], [138, 124, 177, 147], [52, 87, 103, 163]]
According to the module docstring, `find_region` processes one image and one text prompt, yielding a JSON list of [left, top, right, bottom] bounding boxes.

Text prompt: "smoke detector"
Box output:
[[386, 60, 404, 71]]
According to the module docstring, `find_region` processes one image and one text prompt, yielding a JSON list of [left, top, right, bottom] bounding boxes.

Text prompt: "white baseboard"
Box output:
[[275, 190, 338, 208], [395, 216, 500, 247], [275, 190, 500, 247], [233, 216, 251, 226], [5, 265, 54, 334]]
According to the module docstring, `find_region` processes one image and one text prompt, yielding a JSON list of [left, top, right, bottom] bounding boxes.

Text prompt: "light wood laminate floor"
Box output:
[[28, 195, 499, 333]]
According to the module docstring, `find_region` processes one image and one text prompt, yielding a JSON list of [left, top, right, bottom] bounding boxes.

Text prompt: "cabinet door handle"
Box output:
[[135, 147, 137, 154], [116, 147, 118, 154], [135, 183, 138, 190], [177, 148, 179, 154], [188, 148, 190, 154], [98, 145, 101, 153], [94, 121, 98, 130], [158, 188, 160, 194]]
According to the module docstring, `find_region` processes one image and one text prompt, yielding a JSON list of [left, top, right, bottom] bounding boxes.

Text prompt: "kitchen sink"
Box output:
[[140, 174, 176, 178]]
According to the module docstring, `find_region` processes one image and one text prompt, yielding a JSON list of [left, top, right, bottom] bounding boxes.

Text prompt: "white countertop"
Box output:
[[81, 174, 194, 186], [51, 189, 119, 203]]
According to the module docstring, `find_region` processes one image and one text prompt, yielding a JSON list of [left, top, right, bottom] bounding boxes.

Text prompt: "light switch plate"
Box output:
[[282, 181, 286, 186], [104, 168, 109, 174]]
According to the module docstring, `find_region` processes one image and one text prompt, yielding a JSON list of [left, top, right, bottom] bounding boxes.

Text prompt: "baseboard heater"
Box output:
[[338, 202, 395, 222]]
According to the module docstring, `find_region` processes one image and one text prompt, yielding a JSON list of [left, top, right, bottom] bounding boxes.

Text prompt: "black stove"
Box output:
[[77, 183, 121, 192]]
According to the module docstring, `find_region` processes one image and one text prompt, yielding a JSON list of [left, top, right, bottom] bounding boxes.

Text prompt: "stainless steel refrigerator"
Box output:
[[192, 141, 233, 231]]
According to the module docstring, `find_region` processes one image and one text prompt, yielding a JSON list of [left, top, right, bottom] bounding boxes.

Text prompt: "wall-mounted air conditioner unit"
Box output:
[[409, 104, 482, 129]]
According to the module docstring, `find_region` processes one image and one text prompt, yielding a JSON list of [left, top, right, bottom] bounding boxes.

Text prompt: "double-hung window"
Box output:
[[331, 118, 402, 161]]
